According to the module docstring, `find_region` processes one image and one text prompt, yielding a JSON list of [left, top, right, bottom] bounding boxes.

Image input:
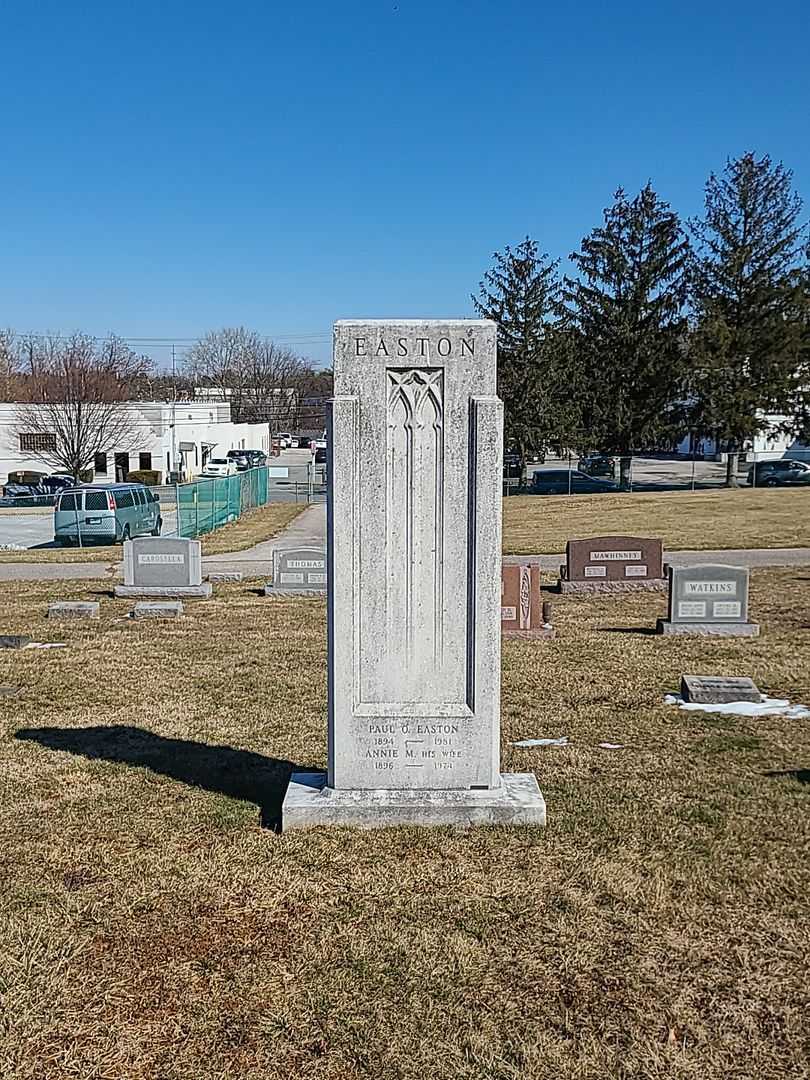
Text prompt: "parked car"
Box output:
[[747, 460, 810, 487], [503, 451, 524, 481], [314, 446, 327, 464], [277, 432, 292, 449], [531, 469, 618, 495], [201, 458, 238, 478], [54, 484, 161, 545], [241, 449, 268, 467], [578, 454, 616, 478], [226, 450, 251, 471]]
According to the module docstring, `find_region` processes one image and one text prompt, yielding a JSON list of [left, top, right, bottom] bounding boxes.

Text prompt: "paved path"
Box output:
[[1, 502, 809, 583]]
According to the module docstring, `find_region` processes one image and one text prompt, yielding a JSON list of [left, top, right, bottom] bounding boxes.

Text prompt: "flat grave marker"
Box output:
[[559, 536, 666, 593], [681, 674, 761, 704], [47, 601, 99, 620], [132, 600, 184, 619]]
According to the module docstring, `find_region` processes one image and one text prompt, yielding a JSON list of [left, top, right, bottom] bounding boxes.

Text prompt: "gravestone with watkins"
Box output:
[[559, 536, 666, 592], [501, 563, 554, 639], [657, 564, 759, 636], [282, 319, 546, 828], [680, 674, 761, 704], [114, 537, 212, 598], [264, 547, 327, 596]]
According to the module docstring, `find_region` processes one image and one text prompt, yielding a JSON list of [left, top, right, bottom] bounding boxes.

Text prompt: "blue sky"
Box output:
[[2, 0, 808, 368]]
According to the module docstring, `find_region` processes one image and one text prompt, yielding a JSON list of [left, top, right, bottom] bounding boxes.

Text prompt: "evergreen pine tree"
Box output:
[[564, 184, 691, 487], [473, 238, 580, 469], [688, 153, 808, 484]]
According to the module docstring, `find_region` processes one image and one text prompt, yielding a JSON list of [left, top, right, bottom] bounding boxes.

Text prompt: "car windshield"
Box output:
[[209, 459, 227, 465]]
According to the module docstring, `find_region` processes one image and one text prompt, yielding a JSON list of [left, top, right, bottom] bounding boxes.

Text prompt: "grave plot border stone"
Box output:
[[264, 547, 327, 597], [559, 535, 667, 593], [47, 601, 100, 619], [132, 601, 184, 619], [657, 564, 760, 637], [0, 635, 32, 649], [501, 563, 554, 639]]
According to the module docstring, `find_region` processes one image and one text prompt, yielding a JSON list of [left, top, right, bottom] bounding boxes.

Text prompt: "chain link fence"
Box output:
[[175, 467, 269, 538]]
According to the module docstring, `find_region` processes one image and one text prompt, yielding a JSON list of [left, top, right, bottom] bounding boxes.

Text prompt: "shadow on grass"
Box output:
[[15, 725, 297, 831], [598, 627, 658, 636], [764, 768, 810, 785]]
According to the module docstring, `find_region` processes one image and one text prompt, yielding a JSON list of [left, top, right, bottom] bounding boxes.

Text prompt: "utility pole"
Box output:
[[171, 343, 178, 481]]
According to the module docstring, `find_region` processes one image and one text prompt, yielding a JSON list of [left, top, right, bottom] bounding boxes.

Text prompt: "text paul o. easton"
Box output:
[[353, 336, 475, 358]]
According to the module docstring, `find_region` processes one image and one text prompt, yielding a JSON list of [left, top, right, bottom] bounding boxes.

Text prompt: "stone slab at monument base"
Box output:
[[657, 619, 760, 637], [264, 584, 326, 598], [559, 577, 668, 594], [282, 772, 546, 830], [114, 583, 212, 599], [503, 627, 556, 640]]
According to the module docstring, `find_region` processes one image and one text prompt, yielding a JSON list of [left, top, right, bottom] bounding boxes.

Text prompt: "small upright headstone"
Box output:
[[207, 571, 243, 584], [47, 601, 99, 620], [115, 538, 212, 598], [681, 674, 761, 704], [264, 548, 326, 596], [501, 563, 553, 638], [657, 565, 759, 636], [559, 536, 666, 592]]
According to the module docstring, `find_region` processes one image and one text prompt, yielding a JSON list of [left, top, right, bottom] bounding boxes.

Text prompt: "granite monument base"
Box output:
[[282, 771, 547, 830], [115, 583, 212, 599], [657, 619, 760, 637], [559, 578, 668, 594]]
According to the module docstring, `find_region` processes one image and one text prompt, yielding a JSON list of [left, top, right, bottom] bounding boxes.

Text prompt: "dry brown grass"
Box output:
[[1, 571, 809, 1078], [504, 487, 810, 554], [0, 503, 306, 564]]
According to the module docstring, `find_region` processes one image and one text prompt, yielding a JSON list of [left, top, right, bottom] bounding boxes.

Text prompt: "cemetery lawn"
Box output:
[[503, 487, 810, 554], [0, 503, 305, 563], [2, 571, 809, 1079]]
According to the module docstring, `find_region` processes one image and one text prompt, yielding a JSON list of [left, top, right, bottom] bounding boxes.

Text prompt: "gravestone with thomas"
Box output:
[[264, 547, 327, 596], [657, 564, 758, 636], [559, 535, 666, 593], [115, 537, 212, 598], [282, 319, 546, 828]]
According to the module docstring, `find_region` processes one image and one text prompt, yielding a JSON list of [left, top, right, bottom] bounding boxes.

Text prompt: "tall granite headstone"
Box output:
[[283, 319, 546, 828], [501, 563, 553, 639], [657, 564, 759, 636], [115, 537, 212, 598], [264, 547, 327, 596]]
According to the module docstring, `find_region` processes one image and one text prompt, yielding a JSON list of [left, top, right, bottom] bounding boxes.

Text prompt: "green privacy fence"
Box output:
[[176, 467, 269, 539]]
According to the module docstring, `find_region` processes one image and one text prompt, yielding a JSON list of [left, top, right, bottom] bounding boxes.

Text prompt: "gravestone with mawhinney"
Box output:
[[559, 536, 666, 593]]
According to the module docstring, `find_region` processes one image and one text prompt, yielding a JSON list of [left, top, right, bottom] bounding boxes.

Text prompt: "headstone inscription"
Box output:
[[559, 536, 666, 592], [114, 537, 212, 598], [657, 564, 759, 636], [501, 563, 553, 638], [282, 319, 546, 828], [680, 674, 761, 704], [264, 548, 326, 596]]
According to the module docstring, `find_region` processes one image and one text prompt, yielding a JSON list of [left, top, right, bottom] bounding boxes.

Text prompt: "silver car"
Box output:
[[54, 484, 162, 545]]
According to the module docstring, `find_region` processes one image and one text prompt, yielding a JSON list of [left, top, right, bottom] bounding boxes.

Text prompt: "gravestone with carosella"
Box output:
[[282, 319, 546, 828], [657, 564, 759, 636], [560, 536, 666, 592], [115, 537, 212, 598]]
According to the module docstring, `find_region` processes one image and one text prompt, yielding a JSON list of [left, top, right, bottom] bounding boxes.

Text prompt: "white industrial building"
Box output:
[[0, 400, 270, 484], [675, 415, 810, 461]]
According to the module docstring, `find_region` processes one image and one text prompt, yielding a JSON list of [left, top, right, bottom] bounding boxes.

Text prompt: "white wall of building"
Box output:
[[675, 414, 810, 461], [0, 401, 270, 483]]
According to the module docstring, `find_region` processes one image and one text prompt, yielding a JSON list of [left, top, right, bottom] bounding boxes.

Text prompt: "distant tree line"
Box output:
[[474, 152, 810, 486]]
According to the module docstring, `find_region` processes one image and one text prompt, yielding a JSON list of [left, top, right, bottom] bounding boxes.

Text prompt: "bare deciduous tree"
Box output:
[[12, 333, 153, 480], [184, 327, 324, 428]]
